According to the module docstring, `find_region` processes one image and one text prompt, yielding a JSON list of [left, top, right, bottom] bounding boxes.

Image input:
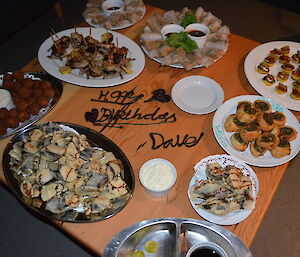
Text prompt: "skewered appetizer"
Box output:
[[48, 29, 133, 79], [224, 99, 297, 158], [190, 162, 254, 216], [262, 74, 275, 86]]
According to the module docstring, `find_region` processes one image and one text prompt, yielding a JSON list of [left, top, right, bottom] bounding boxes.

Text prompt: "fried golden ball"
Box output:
[[34, 88, 43, 97], [43, 88, 55, 98], [0, 108, 9, 119], [17, 87, 32, 99], [15, 100, 29, 111], [5, 117, 19, 128], [12, 70, 24, 80], [22, 78, 34, 88], [13, 81, 22, 91], [17, 111, 30, 122], [40, 80, 52, 89], [29, 104, 41, 115], [37, 96, 49, 108], [2, 80, 14, 90], [27, 96, 37, 106], [32, 80, 41, 88], [0, 124, 7, 135], [8, 108, 18, 118]]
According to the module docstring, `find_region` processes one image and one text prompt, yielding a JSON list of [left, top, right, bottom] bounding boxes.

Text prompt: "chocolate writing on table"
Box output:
[[85, 88, 176, 132]]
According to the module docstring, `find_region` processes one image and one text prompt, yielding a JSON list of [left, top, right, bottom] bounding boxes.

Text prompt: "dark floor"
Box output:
[[0, 1, 299, 256]]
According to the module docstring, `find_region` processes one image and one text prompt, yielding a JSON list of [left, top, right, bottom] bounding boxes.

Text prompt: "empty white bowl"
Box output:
[[102, 0, 124, 17], [185, 23, 209, 48], [161, 24, 185, 40], [139, 158, 177, 198]]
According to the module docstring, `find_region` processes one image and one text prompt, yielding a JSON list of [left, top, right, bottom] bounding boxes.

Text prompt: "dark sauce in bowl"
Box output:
[[188, 30, 206, 37], [190, 248, 221, 257], [107, 6, 120, 11]]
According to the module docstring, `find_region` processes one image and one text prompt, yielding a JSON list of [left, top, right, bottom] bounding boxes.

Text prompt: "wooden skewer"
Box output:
[[50, 28, 60, 40]]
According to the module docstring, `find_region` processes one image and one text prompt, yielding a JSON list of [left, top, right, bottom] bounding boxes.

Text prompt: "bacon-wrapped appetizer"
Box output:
[[272, 111, 286, 127], [262, 74, 275, 86], [277, 71, 289, 82], [270, 139, 291, 158], [253, 99, 272, 113], [256, 132, 280, 150], [240, 122, 261, 142], [230, 133, 249, 151], [274, 83, 288, 94], [250, 140, 267, 157], [257, 112, 274, 131]]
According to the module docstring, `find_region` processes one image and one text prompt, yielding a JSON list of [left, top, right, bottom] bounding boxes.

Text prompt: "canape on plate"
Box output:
[[281, 63, 294, 74], [274, 83, 287, 94], [262, 74, 275, 86], [279, 54, 291, 64], [277, 71, 289, 82], [263, 55, 276, 67], [257, 63, 269, 74], [291, 50, 300, 64], [230, 132, 249, 151]]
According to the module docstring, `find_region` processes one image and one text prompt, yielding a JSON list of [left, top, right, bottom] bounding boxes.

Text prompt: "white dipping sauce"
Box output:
[[0, 89, 12, 109], [141, 162, 174, 191]]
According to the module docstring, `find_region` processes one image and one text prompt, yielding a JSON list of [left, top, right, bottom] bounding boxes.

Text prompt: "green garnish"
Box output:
[[166, 32, 198, 53], [180, 12, 197, 28]]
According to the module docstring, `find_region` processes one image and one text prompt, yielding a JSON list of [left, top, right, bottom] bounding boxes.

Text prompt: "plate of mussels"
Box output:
[[3, 122, 134, 222]]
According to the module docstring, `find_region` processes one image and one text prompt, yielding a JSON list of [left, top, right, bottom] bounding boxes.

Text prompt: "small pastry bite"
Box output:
[[291, 50, 300, 63], [280, 46, 290, 55], [253, 99, 272, 113], [240, 122, 260, 142], [230, 133, 249, 151], [270, 139, 291, 158], [281, 63, 294, 74], [275, 83, 288, 94], [236, 102, 257, 123], [263, 55, 276, 67], [278, 126, 297, 141], [291, 83, 300, 100], [257, 112, 274, 131], [291, 68, 300, 80], [279, 54, 291, 64], [272, 111, 286, 127], [277, 71, 289, 82], [224, 114, 245, 132], [250, 140, 267, 157], [262, 74, 275, 86], [256, 132, 280, 149], [205, 162, 225, 180], [257, 63, 269, 74], [270, 48, 282, 59]]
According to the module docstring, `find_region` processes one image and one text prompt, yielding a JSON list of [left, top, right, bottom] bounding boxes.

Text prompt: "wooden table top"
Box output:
[[1, 4, 299, 255]]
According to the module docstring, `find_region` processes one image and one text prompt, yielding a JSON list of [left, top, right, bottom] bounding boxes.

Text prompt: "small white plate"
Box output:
[[212, 95, 300, 167], [244, 41, 300, 111], [188, 154, 259, 225], [38, 27, 145, 87], [171, 76, 224, 114]]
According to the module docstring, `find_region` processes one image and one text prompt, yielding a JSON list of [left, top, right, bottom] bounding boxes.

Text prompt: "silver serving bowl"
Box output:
[[103, 218, 253, 257]]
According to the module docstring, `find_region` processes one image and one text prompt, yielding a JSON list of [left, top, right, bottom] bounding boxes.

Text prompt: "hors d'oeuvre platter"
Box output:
[[83, 0, 146, 30], [188, 154, 259, 225], [244, 41, 300, 111], [213, 95, 300, 167], [38, 27, 145, 87], [3, 122, 134, 222], [0, 71, 62, 139], [140, 6, 230, 71]]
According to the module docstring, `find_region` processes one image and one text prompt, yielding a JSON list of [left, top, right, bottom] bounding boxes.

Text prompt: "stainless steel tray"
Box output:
[[103, 218, 252, 257]]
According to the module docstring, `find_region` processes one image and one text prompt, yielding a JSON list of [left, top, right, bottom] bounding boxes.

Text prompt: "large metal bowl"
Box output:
[[103, 218, 252, 257]]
